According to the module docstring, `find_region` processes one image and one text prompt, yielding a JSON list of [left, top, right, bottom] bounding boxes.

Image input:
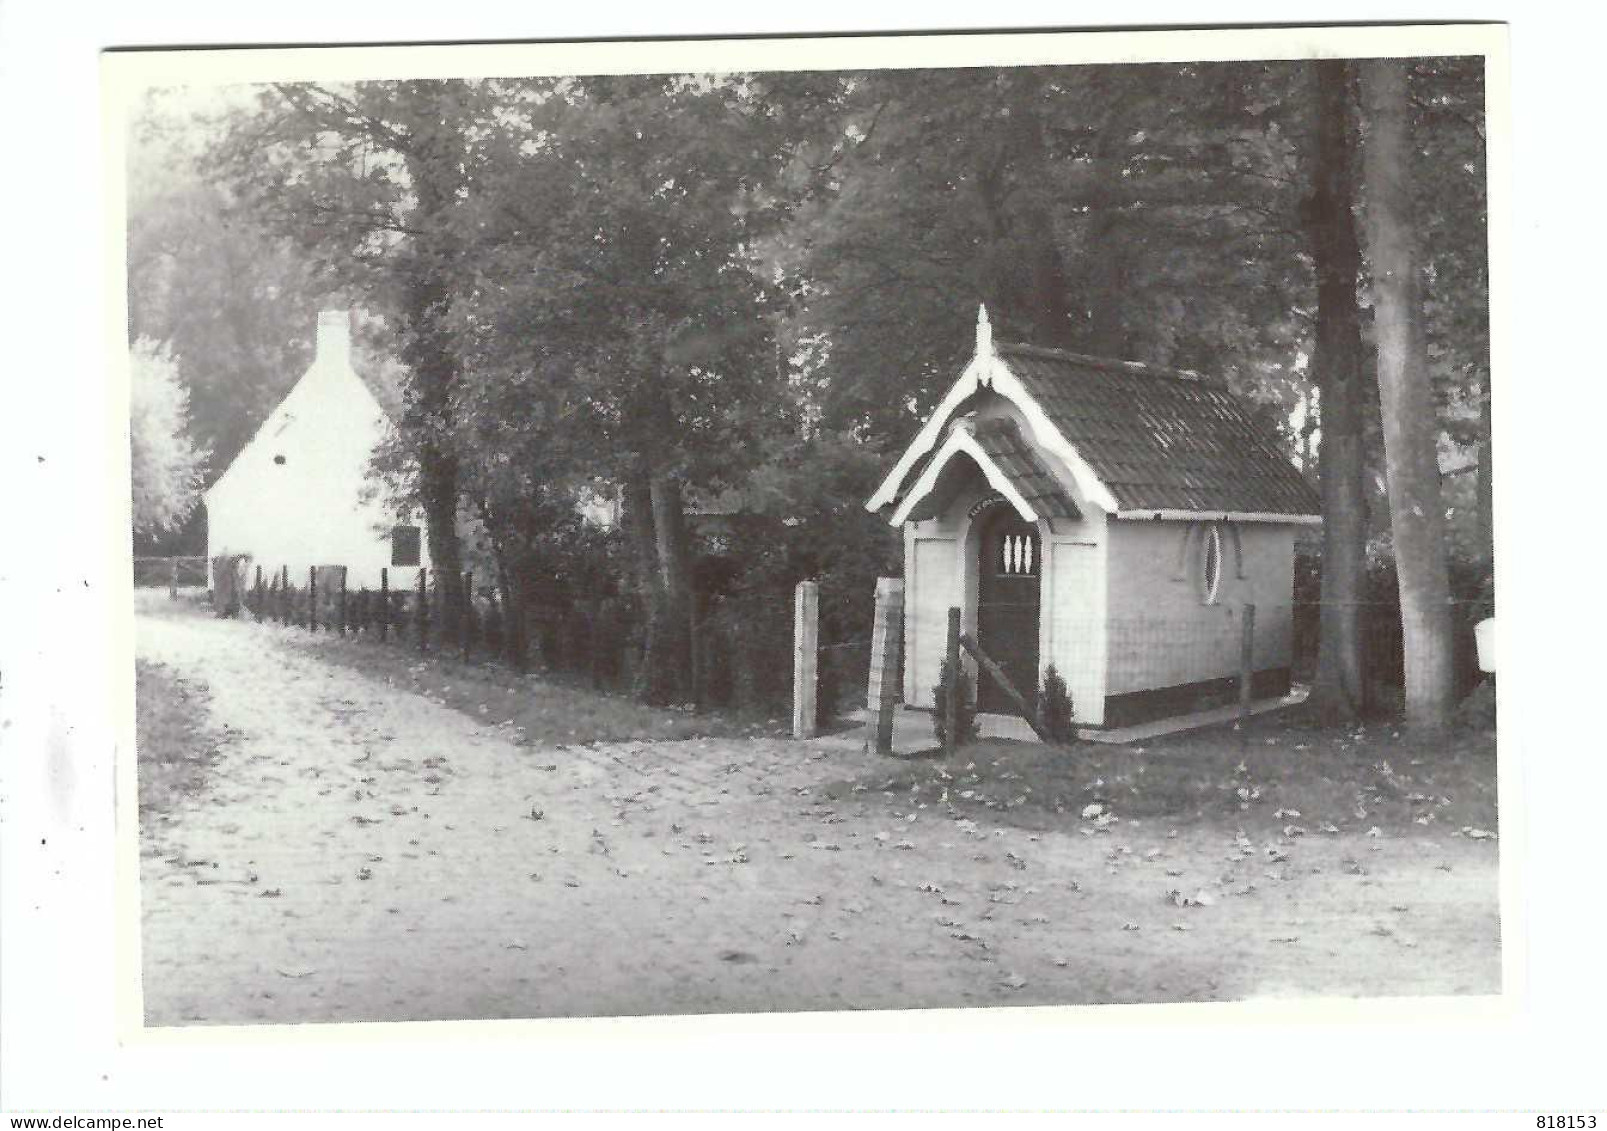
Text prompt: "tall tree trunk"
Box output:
[[398, 137, 466, 625], [477, 500, 527, 671], [1360, 59, 1455, 730], [620, 473, 659, 600], [1303, 60, 1370, 723], [1476, 364, 1494, 573], [973, 87, 1079, 350], [399, 271, 465, 624], [620, 471, 658, 694], [1023, 202, 1079, 348], [649, 473, 693, 606], [643, 471, 693, 705]]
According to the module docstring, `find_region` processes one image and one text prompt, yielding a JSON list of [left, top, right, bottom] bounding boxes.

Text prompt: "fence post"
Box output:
[[305, 566, 316, 632], [338, 568, 348, 637], [169, 557, 179, 601], [417, 567, 428, 653], [792, 580, 819, 739], [254, 565, 263, 623], [1238, 602, 1257, 726], [379, 568, 389, 642], [865, 578, 905, 755], [462, 570, 473, 662], [959, 633, 1053, 744], [944, 607, 962, 756]]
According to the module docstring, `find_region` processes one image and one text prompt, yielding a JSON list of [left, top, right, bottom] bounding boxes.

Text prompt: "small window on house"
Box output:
[[1201, 523, 1224, 605], [391, 525, 421, 567], [273, 454, 286, 465]]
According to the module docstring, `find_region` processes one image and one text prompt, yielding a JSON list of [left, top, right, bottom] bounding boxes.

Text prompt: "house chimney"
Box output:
[[976, 304, 993, 357], [316, 310, 351, 362]]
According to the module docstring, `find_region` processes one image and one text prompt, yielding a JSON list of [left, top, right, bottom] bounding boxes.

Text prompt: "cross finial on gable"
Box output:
[[977, 304, 993, 357]]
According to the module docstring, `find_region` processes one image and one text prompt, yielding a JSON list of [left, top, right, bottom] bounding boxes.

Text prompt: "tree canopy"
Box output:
[[128, 338, 209, 538], [125, 57, 1492, 707]]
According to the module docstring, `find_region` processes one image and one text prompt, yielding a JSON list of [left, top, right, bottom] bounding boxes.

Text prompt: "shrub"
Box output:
[[1035, 663, 1077, 744], [932, 658, 979, 748]]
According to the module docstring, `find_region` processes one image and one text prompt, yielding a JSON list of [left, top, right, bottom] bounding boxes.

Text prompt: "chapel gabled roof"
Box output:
[[867, 308, 1321, 524], [992, 342, 1320, 517]]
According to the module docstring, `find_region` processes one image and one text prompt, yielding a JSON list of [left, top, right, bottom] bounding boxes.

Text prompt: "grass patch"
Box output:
[[284, 630, 784, 746], [135, 659, 222, 822], [825, 709, 1497, 838], [133, 588, 217, 628]]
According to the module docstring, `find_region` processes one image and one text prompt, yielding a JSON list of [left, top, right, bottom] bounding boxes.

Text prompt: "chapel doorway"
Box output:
[[975, 507, 1042, 714]]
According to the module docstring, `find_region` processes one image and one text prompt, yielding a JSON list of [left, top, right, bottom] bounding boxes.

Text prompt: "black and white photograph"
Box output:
[[29, 6, 1607, 1118], [109, 26, 1505, 1029]]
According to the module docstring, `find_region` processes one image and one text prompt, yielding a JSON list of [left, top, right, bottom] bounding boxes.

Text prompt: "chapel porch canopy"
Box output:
[[889, 416, 1081, 526]]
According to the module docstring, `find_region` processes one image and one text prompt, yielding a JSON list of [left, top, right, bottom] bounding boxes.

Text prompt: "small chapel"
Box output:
[[865, 308, 1322, 728]]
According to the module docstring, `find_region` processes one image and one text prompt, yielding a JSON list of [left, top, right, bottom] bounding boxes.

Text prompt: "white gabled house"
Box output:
[[867, 307, 1322, 728], [205, 311, 430, 592]]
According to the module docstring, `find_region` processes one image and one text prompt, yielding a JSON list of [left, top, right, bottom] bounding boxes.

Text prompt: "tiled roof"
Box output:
[[996, 343, 1320, 517], [966, 417, 1082, 521]]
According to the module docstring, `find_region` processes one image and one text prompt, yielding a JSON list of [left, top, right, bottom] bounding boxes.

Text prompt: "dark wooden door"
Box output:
[[975, 509, 1041, 714]]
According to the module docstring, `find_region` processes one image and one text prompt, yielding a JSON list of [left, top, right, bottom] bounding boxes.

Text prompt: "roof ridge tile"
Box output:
[[994, 340, 1221, 388]]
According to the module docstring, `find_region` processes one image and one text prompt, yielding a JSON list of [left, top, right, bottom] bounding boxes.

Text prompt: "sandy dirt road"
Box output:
[[136, 608, 1501, 1026]]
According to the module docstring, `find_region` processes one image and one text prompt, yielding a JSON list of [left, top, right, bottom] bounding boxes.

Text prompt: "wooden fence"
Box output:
[[132, 555, 207, 594], [233, 564, 880, 732]]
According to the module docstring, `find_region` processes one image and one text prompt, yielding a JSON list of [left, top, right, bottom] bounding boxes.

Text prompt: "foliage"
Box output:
[[932, 658, 979, 748], [131, 60, 1492, 724], [129, 338, 210, 537], [127, 93, 331, 480], [1034, 664, 1077, 744], [780, 64, 1317, 446]]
